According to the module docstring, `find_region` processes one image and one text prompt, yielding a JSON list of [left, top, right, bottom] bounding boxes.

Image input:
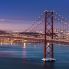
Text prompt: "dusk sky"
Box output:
[[0, 0, 69, 31]]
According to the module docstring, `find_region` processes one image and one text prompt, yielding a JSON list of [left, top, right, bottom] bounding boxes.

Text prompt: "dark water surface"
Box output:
[[0, 43, 69, 69]]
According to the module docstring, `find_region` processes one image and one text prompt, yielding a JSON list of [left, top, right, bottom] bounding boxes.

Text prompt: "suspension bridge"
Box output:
[[0, 10, 69, 62]]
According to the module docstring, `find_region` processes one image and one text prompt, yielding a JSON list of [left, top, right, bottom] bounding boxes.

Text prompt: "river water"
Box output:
[[0, 43, 69, 69]]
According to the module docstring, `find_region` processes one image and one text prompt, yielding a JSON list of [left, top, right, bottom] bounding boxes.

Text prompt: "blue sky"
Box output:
[[0, 0, 69, 31]]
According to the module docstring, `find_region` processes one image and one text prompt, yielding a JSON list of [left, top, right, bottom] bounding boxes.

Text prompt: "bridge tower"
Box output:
[[42, 11, 56, 62]]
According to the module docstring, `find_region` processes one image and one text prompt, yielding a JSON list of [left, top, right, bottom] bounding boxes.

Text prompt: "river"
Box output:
[[0, 43, 69, 69]]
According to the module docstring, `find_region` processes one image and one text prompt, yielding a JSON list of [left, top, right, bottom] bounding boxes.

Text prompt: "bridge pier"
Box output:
[[42, 43, 56, 62]]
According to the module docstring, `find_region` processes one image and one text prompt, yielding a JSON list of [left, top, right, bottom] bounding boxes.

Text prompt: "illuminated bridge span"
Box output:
[[0, 10, 69, 62]]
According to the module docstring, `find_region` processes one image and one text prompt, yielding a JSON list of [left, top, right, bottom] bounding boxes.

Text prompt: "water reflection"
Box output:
[[22, 43, 27, 63], [23, 43, 26, 48], [22, 46, 26, 58], [1, 42, 3, 46]]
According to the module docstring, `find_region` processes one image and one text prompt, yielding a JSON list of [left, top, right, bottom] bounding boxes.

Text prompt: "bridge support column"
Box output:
[[42, 11, 56, 62], [42, 43, 56, 62]]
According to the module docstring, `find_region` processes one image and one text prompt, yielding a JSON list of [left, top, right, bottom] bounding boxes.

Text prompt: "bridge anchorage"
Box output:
[[42, 11, 56, 62]]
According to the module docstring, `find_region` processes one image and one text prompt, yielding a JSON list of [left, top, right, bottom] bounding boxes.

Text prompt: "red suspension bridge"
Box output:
[[0, 10, 69, 62]]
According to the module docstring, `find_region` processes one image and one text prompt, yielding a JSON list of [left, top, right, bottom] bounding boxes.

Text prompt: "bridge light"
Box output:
[[24, 40, 27, 41], [47, 43, 50, 46], [60, 30, 63, 33]]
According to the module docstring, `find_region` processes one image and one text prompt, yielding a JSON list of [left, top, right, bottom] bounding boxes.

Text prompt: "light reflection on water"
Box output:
[[0, 43, 69, 69]]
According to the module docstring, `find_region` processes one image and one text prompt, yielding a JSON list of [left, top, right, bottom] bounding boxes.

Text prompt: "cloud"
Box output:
[[0, 19, 6, 22]]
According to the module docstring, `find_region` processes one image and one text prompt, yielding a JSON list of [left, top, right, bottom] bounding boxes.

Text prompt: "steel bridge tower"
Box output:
[[42, 11, 56, 62]]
